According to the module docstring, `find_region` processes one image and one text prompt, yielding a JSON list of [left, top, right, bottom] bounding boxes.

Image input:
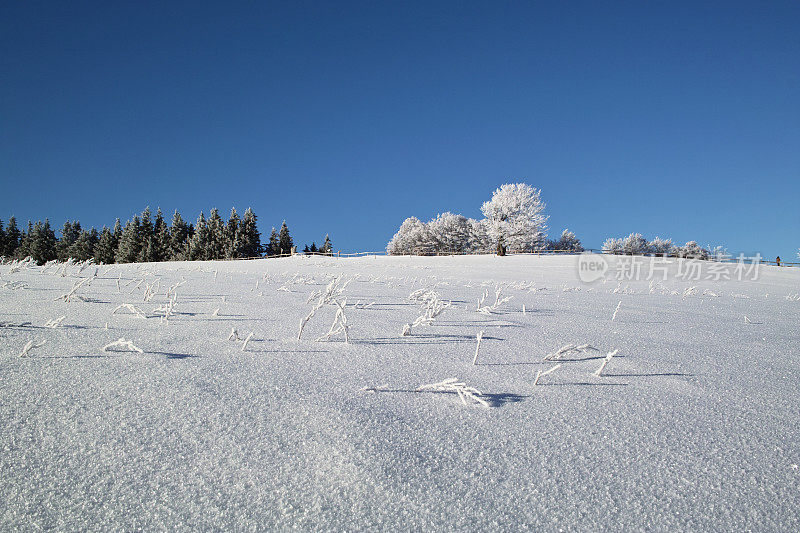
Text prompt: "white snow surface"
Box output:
[[1, 255, 799, 531]]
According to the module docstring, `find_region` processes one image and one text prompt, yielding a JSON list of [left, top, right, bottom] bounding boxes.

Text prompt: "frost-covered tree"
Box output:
[[56, 221, 82, 261], [480, 183, 548, 253], [14, 221, 33, 259], [69, 228, 98, 261], [427, 212, 471, 254], [224, 207, 241, 259], [278, 221, 293, 255], [321, 234, 332, 255], [622, 233, 648, 255], [0, 220, 6, 258], [678, 241, 709, 260], [548, 229, 584, 252], [602, 237, 623, 255], [386, 217, 418, 255], [136, 208, 155, 263], [386, 216, 434, 255], [29, 220, 57, 264], [190, 212, 210, 260], [467, 218, 492, 253], [267, 227, 279, 256], [647, 237, 673, 257], [169, 211, 191, 260], [152, 208, 170, 262], [115, 216, 142, 264], [112, 218, 122, 239], [94, 227, 117, 264], [207, 208, 226, 259], [239, 208, 261, 258], [4, 216, 21, 257]]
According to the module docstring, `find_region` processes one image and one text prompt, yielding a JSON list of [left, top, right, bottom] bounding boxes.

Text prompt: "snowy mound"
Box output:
[[1, 255, 798, 530]]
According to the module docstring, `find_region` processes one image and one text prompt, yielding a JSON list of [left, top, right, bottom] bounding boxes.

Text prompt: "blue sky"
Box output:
[[1, 1, 798, 258]]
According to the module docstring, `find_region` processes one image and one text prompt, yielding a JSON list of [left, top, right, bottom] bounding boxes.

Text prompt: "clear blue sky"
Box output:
[[2, 1, 798, 258]]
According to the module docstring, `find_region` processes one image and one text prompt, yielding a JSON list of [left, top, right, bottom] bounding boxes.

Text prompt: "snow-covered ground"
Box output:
[[1, 254, 799, 530]]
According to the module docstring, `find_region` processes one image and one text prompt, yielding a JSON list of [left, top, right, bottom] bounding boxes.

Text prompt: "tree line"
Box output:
[[387, 183, 556, 255], [0, 207, 312, 265]]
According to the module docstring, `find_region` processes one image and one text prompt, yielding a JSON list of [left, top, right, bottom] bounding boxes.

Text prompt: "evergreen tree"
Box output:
[[15, 222, 33, 260], [268, 227, 279, 257], [57, 220, 82, 260], [153, 208, 170, 262], [321, 234, 332, 255], [239, 208, 261, 258], [303, 244, 310, 253], [116, 216, 142, 264], [190, 212, 210, 260], [0, 220, 6, 258], [137, 208, 155, 262], [278, 221, 293, 255], [225, 207, 241, 259], [112, 218, 122, 243], [69, 228, 99, 261], [30, 220, 57, 264], [207, 208, 226, 260], [94, 227, 117, 264], [4, 216, 21, 257], [169, 210, 191, 260]]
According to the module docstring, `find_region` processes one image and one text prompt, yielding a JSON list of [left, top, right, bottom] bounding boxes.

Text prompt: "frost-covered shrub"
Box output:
[[548, 229, 584, 252], [387, 214, 494, 255], [602, 238, 623, 255], [622, 233, 648, 255], [647, 237, 673, 257], [678, 241, 709, 260]]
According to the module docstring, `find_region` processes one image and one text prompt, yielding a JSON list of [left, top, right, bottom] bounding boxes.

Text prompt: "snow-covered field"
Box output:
[[1, 254, 799, 531]]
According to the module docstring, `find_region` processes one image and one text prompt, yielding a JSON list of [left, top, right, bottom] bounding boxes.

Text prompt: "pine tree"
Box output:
[[116, 216, 142, 264], [94, 227, 117, 264], [69, 228, 99, 261], [207, 208, 226, 260], [190, 212, 210, 260], [153, 208, 170, 262], [30, 220, 57, 264], [310, 242, 318, 253], [15, 222, 33, 259], [225, 207, 241, 259], [4, 216, 21, 257], [57, 221, 82, 260], [137, 208, 155, 262], [0, 219, 6, 258], [239, 208, 261, 258], [268, 227, 279, 257], [112, 218, 122, 244], [278, 221, 293, 255], [321, 234, 332, 255], [169, 210, 191, 260]]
